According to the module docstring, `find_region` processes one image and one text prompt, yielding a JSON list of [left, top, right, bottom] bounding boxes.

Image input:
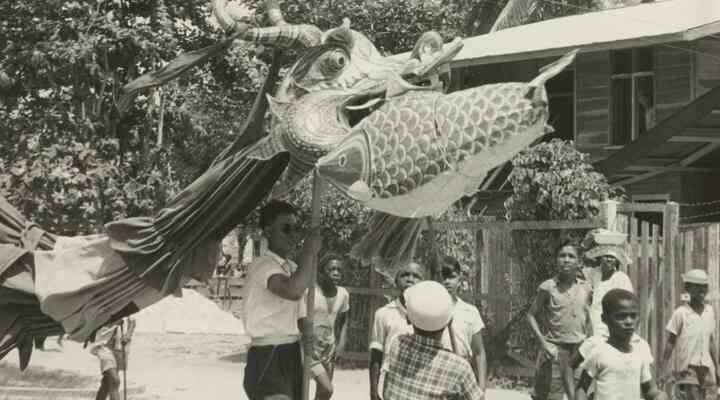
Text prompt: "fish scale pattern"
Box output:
[[360, 92, 447, 198], [437, 82, 542, 167], [361, 83, 546, 198]]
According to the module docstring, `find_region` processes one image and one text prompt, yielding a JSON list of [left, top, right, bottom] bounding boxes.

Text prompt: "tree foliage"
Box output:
[[0, 0, 263, 234]]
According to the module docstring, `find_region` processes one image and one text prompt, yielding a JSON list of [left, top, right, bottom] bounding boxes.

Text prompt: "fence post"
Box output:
[[599, 200, 619, 231], [660, 202, 679, 390]]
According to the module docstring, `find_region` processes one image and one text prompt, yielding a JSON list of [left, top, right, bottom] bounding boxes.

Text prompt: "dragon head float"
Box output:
[[209, 0, 463, 197]]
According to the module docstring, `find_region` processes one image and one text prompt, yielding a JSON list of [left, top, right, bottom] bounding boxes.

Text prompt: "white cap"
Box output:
[[404, 281, 453, 332], [683, 269, 709, 285], [585, 245, 631, 269]]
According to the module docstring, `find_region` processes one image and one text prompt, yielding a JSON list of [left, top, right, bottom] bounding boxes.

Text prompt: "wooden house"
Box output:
[[449, 0, 720, 221]]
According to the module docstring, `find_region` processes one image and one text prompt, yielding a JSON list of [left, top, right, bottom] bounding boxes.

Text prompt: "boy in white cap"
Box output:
[[660, 269, 719, 400], [369, 262, 424, 400], [379, 281, 484, 400]]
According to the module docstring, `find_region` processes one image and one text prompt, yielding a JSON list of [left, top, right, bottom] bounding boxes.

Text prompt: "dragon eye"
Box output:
[[338, 155, 347, 167], [319, 50, 347, 77]]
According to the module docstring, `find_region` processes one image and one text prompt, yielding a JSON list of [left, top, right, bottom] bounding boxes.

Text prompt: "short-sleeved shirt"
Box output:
[[370, 298, 413, 353], [242, 250, 306, 344], [666, 304, 716, 374], [312, 286, 350, 353], [441, 298, 485, 359], [581, 338, 654, 400], [537, 277, 591, 344], [586, 270, 634, 336], [380, 334, 484, 400]]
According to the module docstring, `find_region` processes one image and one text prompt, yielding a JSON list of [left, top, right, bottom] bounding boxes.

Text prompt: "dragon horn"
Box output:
[[212, 0, 322, 49]]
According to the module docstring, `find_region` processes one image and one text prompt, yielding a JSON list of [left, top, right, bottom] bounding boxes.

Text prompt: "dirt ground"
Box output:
[[0, 332, 531, 400]]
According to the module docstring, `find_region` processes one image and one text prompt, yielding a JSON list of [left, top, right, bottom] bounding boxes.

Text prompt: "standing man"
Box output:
[[369, 262, 425, 400], [242, 200, 326, 400], [440, 255, 487, 390], [380, 281, 484, 400], [90, 317, 136, 400], [527, 241, 592, 400], [661, 269, 719, 400]]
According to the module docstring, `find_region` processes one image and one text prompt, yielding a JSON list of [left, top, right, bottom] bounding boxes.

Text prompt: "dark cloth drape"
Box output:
[[106, 50, 286, 296], [0, 197, 61, 369], [106, 153, 290, 295]]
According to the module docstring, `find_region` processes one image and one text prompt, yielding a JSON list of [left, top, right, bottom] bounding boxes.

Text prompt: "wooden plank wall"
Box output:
[[575, 51, 611, 147], [482, 227, 515, 331], [615, 216, 720, 374], [616, 214, 664, 358], [655, 42, 693, 123]]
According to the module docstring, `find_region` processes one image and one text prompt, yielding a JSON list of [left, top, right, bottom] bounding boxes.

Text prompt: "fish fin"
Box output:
[[266, 94, 290, 119], [270, 158, 314, 199], [245, 133, 287, 160], [348, 180, 373, 202], [350, 212, 424, 272], [386, 74, 437, 99], [544, 124, 555, 134], [529, 49, 579, 88]]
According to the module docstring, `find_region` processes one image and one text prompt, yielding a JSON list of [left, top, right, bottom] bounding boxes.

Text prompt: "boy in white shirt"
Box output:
[[660, 269, 719, 400], [576, 289, 667, 400]]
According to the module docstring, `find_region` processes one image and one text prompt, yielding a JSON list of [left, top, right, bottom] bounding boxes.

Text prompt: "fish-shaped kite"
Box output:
[[317, 50, 577, 219]]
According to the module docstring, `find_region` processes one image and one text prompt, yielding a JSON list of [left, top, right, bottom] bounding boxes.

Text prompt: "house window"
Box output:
[[610, 47, 655, 146], [547, 69, 575, 142]]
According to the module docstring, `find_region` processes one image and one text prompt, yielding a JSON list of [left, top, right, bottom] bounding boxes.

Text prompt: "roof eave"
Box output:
[[451, 31, 688, 69]]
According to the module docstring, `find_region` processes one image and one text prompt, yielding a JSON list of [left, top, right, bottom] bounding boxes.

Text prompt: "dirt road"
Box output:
[[1, 333, 530, 400]]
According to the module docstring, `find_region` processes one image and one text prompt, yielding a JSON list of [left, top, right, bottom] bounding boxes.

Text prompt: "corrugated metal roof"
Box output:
[[449, 0, 720, 68]]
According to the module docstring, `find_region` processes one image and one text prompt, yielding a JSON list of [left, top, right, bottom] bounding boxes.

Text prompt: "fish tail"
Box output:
[[351, 212, 425, 271], [529, 49, 579, 89]]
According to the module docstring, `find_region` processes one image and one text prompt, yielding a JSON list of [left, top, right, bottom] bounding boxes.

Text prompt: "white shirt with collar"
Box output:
[[442, 298, 485, 358], [370, 298, 413, 353], [242, 250, 307, 345]]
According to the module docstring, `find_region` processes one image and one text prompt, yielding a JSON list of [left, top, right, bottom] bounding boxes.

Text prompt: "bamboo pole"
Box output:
[[303, 171, 324, 400]]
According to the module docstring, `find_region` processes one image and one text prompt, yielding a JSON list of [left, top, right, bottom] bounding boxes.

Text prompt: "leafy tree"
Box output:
[[0, 0, 262, 234]]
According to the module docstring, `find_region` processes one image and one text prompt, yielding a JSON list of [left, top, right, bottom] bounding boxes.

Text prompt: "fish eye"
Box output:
[[319, 50, 347, 77], [338, 154, 347, 167]]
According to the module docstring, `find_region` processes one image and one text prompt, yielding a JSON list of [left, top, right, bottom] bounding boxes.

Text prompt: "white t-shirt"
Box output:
[[666, 304, 716, 374], [313, 286, 350, 346], [370, 299, 413, 353], [586, 269, 634, 336], [581, 338, 654, 400], [441, 298, 485, 358], [242, 251, 306, 344]]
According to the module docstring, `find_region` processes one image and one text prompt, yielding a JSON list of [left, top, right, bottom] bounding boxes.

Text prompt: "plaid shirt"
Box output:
[[380, 333, 484, 400]]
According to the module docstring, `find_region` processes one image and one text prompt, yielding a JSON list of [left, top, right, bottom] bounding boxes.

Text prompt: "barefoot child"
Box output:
[[576, 289, 667, 400], [660, 269, 719, 400]]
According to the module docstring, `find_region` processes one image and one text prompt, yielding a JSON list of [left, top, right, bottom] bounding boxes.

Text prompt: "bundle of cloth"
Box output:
[[0, 147, 288, 369]]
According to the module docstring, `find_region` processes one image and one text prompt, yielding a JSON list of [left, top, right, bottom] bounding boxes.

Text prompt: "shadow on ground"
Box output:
[[218, 351, 247, 363]]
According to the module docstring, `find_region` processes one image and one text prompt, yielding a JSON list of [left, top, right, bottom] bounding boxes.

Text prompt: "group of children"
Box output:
[[529, 237, 719, 400]]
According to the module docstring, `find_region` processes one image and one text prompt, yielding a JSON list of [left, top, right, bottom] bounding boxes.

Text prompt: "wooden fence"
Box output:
[[341, 201, 720, 372]]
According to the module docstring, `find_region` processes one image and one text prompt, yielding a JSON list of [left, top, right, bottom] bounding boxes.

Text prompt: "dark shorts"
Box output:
[[532, 342, 581, 400], [244, 342, 303, 400]]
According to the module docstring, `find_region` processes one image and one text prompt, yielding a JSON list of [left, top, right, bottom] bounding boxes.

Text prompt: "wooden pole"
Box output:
[[303, 171, 324, 400]]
